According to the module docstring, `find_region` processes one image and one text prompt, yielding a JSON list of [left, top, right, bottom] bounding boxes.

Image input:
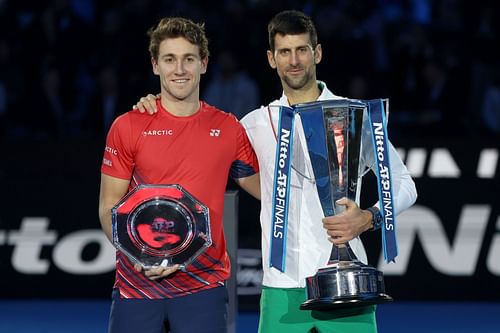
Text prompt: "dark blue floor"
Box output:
[[0, 300, 498, 333]]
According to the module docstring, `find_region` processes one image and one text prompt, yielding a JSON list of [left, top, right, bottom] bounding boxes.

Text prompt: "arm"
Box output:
[[323, 143, 418, 246], [379, 143, 417, 214], [234, 173, 260, 200], [98, 173, 130, 242]]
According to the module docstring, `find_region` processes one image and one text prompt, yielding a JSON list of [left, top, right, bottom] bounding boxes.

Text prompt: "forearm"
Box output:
[[235, 173, 261, 200], [98, 173, 130, 244], [387, 144, 417, 215], [98, 204, 113, 243], [368, 143, 417, 215]]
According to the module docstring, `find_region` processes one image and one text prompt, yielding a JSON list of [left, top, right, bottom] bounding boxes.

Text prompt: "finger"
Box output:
[[338, 197, 358, 210], [323, 222, 340, 231], [164, 264, 180, 274], [135, 97, 147, 113], [145, 266, 165, 276], [147, 265, 179, 280], [329, 236, 349, 245], [322, 215, 336, 223], [145, 264, 179, 277], [146, 100, 157, 113], [323, 217, 344, 229], [326, 229, 343, 238], [322, 215, 340, 227], [161, 267, 178, 277], [146, 94, 158, 113], [335, 197, 349, 206], [134, 264, 143, 272]]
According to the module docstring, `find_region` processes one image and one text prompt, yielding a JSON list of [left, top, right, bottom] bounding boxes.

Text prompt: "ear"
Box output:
[[314, 44, 322, 64], [151, 57, 159, 75], [200, 56, 208, 74], [267, 50, 277, 69]]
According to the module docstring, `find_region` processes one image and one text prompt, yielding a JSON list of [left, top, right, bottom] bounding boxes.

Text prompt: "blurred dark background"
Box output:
[[1, 0, 499, 142]]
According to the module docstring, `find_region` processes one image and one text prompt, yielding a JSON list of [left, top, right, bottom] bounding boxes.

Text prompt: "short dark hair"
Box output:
[[267, 10, 318, 52], [148, 17, 209, 60]]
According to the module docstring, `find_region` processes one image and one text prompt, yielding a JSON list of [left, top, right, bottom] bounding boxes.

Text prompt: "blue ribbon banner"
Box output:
[[367, 99, 398, 263], [269, 106, 295, 272]]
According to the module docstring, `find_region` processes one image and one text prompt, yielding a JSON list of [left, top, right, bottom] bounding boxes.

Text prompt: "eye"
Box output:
[[164, 57, 174, 64], [185, 56, 196, 63], [298, 47, 309, 54], [278, 49, 290, 56]]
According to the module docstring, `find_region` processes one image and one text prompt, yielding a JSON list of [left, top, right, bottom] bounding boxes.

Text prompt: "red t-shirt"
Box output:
[[101, 100, 258, 299]]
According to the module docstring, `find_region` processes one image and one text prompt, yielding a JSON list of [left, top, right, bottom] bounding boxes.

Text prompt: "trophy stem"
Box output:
[[327, 244, 358, 265]]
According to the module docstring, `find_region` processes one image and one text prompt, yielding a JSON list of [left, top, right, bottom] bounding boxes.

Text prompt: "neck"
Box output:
[[284, 80, 321, 106], [160, 93, 200, 117]]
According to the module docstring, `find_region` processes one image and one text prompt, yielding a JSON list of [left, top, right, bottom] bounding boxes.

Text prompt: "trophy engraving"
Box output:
[[112, 184, 211, 269], [297, 99, 393, 310]]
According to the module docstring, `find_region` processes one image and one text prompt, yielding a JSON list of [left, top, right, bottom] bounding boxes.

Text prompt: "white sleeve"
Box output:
[[360, 116, 417, 215], [384, 142, 418, 215]]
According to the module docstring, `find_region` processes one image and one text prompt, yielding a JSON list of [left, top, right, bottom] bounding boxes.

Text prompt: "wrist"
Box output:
[[366, 206, 383, 231]]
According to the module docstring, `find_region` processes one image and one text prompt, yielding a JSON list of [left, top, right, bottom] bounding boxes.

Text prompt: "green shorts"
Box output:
[[258, 286, 377, 333]]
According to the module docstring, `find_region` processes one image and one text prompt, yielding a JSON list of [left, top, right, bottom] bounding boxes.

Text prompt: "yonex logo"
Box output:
[[210, 129, 221, 137]]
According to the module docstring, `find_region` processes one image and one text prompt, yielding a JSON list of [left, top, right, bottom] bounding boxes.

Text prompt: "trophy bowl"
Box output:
[[112, 184, 211, 269]]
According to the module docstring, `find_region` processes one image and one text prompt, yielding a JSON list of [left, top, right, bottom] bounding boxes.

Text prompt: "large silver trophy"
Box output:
[[112, 184, 211, 269], [296, 99, 393, 310]]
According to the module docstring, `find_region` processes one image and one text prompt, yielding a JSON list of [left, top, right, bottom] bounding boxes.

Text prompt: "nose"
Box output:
[[289, 50, 299, 66], [175, 60, 185, 74]]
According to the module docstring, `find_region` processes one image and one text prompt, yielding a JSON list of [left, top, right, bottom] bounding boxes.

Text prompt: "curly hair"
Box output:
[[148, 17, 209, 60]]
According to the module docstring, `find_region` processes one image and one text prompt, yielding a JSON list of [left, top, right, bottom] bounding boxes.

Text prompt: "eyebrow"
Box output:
[[275, 44, 313, 53], [160, 53, 200, 59]]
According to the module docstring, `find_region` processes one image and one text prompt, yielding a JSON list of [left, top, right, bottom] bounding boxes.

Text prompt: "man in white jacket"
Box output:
[[240, 10, 417, 333]]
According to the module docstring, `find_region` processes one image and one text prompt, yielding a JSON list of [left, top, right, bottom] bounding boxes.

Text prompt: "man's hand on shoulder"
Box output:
[[133, 94, 159, 114]]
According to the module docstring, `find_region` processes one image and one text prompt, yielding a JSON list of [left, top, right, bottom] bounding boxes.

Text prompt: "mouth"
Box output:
[[172, 79, 189, 84], [287, 67, 304, 75]]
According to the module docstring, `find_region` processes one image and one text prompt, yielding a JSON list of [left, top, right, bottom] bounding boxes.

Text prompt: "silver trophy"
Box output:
[[112, 184, 211, 269], [296, 99, 392, 310]]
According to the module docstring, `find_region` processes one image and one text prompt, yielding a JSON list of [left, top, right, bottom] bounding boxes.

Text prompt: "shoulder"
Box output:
[[241, 99, 280, 126], [115, 108, 151, 123], [109, 110, 132, 130], [319, 85, 346, 101], [201, 101, 239, 123], [108, 109, 157, 138], [200, 102, 248, 138]]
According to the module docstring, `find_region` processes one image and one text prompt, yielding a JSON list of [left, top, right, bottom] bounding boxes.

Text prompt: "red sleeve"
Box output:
[[100, 114, 135, 180], [230, 119, 259, 179]]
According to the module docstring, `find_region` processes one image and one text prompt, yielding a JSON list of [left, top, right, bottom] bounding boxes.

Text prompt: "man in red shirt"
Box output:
[[98, 16, 260, 333]]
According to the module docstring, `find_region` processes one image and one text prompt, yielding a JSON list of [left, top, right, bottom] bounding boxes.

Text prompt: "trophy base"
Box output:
[[300, 293, 393, 310], [301, 261, 393, 311]]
